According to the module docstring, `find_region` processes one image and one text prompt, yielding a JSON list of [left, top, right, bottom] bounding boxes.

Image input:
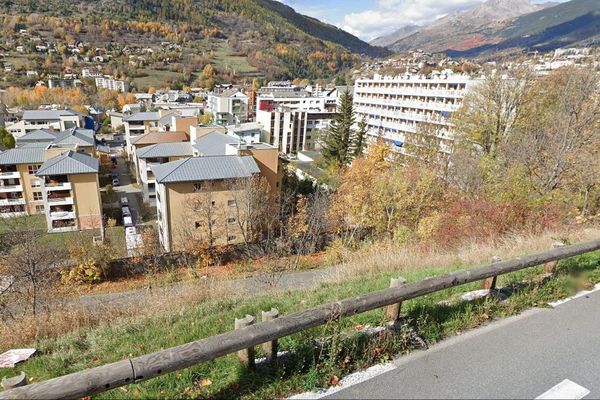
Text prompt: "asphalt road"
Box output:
[[77, 266, 336, 310], [326, 289, 600, 399], [110, 151, 142, 225]]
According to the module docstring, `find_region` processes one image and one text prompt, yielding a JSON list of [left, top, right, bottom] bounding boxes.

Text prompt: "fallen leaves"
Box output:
[[329, 375, 340, 386]]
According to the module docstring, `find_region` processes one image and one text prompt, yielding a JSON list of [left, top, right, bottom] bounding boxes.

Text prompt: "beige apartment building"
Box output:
[[153, 143, 281, 252], [0, 147, 102, 233]]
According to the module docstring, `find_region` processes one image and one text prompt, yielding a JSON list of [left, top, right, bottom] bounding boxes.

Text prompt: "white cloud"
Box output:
[[340, 0, 485, 41]]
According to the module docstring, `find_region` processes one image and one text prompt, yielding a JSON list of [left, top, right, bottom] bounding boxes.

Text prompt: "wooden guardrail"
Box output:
[[2, 238, 600, 400]]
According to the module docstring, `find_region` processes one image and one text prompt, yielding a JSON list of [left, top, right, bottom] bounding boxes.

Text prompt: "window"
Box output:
[[227, 217, 236, 224], [35, 205, 45, 213], [33, 191, 43, 201], [28, 164, 41, 175], [228, 200, 237, 207], [30, 179, 42, 188]]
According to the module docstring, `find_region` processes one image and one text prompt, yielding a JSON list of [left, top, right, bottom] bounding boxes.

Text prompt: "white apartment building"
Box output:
[[353, 72, 478, 154], [6, 110, 83, 138], [255, 84, 339, 154], [256, 108, 334, 154], [95, 76, 129, 92], [123, 111, 161, 159], [226, 122, 264, 144], [206, 89, 249, 125]]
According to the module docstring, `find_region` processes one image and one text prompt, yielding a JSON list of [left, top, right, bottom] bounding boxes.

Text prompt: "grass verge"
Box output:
[[1, 248, 599, 399]]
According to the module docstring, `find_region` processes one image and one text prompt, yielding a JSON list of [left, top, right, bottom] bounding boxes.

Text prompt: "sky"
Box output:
[[281, 0, 569, 42]]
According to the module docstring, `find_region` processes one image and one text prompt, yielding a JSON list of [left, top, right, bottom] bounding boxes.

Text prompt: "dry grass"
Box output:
[[329, 226, 600, 282], [2, 226, 598, 350], [0, 279, 241, 350]]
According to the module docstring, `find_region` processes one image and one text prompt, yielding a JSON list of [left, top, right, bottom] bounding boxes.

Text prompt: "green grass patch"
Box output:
[[213, 42, 261, 77], [1, 252, 599, 398], [132, 69, 183, 90], [0, 215, 126, 258]]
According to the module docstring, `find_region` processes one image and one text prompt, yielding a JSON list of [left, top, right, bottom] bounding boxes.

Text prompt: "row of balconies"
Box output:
[[354, 97, 459, 113], [354, 87, 465, 98], [356, 107, 451, 126]]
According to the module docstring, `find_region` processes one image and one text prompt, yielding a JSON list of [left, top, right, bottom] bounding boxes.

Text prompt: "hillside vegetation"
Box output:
[[1, 229, 599, 398], [0, 0, 387, 83]]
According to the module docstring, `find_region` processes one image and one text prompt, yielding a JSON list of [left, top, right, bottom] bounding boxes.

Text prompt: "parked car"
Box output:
[[111, 172, 118, 179], [125, 227, 137, 236], [112, 178, 120, 186], [121, 206, 131, 217], [120, 197, 129, 206], [123, 216, 133, 227]]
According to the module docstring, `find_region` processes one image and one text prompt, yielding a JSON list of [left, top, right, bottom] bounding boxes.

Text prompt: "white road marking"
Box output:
[[288, 362, 396, 399], [535, 379, 590, 399], [548, 283, 600, 308]]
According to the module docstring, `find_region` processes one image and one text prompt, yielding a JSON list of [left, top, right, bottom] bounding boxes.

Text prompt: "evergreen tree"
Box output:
[[351, 116, 368, 158], [322, 89, 355, 167]]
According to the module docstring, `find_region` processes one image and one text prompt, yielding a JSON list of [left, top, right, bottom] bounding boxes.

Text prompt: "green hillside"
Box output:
[[0, 0, 387, 81]]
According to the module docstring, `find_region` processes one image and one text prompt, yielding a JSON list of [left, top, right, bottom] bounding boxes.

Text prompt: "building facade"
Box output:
[[256, 109, 334, 154], [6, 110, 83, 138], [0, 148, 102, 233], [206, 89, 249, 125], [353, 72, 478, 154], [95, 76, 129, 92], [153, 144, 281, 252]]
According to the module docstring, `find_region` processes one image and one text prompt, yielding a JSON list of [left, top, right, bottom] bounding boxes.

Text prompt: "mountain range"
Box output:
[[374, 0, 600, 56]]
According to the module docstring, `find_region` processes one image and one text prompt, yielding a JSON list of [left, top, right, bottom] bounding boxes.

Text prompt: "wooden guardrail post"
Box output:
[[261, 308, 279, 366], [483, 256, 501, 290], [385, 277, 406, 322], [544, 242, 566, 274], [234, 315, 256, 369], [3, 239, 600, 400], [1, 372, 27, 390]]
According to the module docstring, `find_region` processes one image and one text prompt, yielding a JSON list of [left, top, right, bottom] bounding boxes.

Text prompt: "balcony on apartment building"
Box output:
[[0, 192, 26, 207], [0, 165, 20, 180], [47, 190, 74, 206], [44, 175, 72, 191], [146, 158, 167, 181], [0, 178, 23, 193], [0, 204, 27, 218], [49, 218, 77, 232], [48, 205, 76, 221]]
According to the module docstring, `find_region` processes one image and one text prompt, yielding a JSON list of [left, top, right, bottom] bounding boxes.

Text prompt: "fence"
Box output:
[[2, 238, 600, 399]]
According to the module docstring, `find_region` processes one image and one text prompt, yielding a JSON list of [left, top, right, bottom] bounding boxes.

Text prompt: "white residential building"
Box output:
[[95, 76, 129, 92], [353, 72, 479, 154], [255, 84, 339, 154], [226, 122, 264, 144], [6, 110, 83, 138], [206, 89, 249, 125], [256, 109, 334, 154], [123, 111, 161, 159]]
